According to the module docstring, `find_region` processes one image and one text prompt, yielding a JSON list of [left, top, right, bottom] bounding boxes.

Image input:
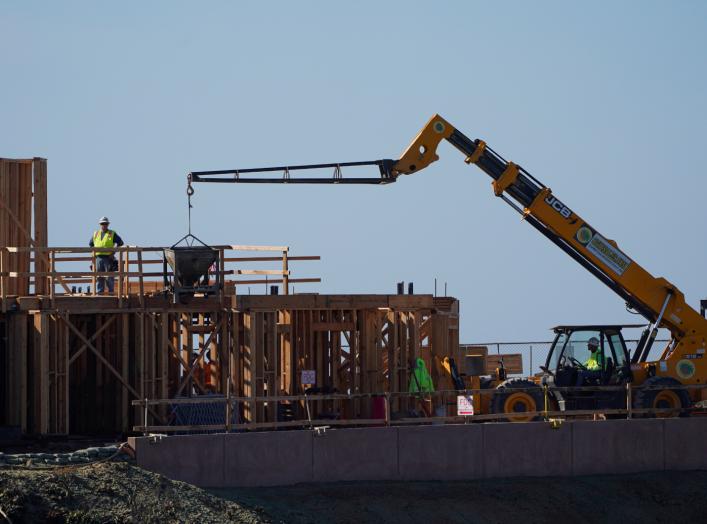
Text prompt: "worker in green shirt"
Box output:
[[409, 357, 434, 393]]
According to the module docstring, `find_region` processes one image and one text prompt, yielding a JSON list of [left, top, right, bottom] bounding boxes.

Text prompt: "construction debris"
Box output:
[[0, 444, 130, 467]]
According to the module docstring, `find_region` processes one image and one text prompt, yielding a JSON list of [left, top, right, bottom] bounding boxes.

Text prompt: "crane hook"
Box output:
[[186, 174, 195, 235], [187, 173, 195, 198]]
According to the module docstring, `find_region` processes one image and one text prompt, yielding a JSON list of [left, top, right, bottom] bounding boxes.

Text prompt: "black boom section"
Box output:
[[446, 129, 542, 208], [190, 159, 398, 185]]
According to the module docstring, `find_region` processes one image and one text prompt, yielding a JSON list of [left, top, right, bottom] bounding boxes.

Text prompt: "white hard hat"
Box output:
[[588, 337, 600, 348], [98, 216, 110, 224]]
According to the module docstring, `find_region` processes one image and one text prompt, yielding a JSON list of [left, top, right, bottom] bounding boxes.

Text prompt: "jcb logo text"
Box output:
[[544, 195, 572, 219]]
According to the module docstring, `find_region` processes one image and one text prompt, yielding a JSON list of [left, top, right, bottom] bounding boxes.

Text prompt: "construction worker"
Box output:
[[409, 357, 435, 416], [584, 337, 604, 371], [576, 337, 604, 387], [89, 217, 124, 294], [409, 357, 434, 393]]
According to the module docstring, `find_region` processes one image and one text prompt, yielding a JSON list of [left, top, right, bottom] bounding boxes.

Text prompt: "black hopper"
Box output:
[[163, 233, 221, 304]]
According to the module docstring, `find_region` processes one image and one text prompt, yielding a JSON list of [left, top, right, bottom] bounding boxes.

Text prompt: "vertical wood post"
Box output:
[[137, 250, 144, 307], [124, 247, 130, 297], [63, 317, 70, 433], [49, 250, 55, 306], [91, 249, 97, 295], [36, 313, 50, 434], [121, 313, 130, 432], [282, 250, 289, 295], [118, 249, 124, 307], [225, 378, 232, 433], [219, 248, 225, 304], [0, 248, 5, 311], [32, 158, 48, 295], [160, 313, 169, 403]]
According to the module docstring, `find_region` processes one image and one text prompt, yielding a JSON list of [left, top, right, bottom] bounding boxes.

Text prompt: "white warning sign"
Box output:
[[457, 395, 474, 416]]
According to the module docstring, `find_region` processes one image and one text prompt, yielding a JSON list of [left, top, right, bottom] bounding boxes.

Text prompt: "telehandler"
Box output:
[[187, 115, 707, 420]]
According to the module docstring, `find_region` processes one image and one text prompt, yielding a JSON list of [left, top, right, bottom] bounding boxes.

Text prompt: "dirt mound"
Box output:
[[0, 462, 265, 523], [3, 462, 705, 523]]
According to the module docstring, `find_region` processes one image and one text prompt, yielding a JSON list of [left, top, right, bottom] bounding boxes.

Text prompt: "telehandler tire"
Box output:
[[634, 376, 690, 418], [491, 378, 544, 422]]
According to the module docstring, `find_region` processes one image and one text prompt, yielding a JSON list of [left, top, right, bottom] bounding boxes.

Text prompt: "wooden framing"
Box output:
[[0, 158, 48, 300], [0, 158, 466, 436], [0, 292, 459, 435]]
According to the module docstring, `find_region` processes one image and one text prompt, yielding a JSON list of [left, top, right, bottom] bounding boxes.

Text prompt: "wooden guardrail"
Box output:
[[0, 244, 320, 303], [131, 383, 707, 434]]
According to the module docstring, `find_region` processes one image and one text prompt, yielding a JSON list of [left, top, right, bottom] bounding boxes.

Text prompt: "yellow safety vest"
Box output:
[[585, 350, 604, 371], [93, 230, 115, 256]]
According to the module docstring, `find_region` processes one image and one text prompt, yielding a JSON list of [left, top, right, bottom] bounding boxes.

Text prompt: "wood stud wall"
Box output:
[[0, 158, 48, 298], [0, 296, 459, 435]]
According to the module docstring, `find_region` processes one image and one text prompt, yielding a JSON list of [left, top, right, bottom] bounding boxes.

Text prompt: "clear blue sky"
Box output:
[[2, 1, 706, 342]]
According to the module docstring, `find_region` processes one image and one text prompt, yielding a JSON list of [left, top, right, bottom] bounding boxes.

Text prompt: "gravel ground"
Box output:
[[2, 456, 705, 523], [211, 470, 707, 524], [0, 462, 266, 523]]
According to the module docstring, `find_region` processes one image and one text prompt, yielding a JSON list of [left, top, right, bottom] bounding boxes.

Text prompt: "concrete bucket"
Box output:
[[163, 246, 217, 288]]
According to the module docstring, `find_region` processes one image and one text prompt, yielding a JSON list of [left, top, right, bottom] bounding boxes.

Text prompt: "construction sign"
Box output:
[[457, 395, 474, 416]]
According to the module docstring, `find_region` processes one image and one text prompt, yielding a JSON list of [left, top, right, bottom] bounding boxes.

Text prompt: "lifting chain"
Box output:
[[186, 174, 195, 236]]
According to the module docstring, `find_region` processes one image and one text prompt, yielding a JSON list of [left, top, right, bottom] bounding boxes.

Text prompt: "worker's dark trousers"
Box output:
[[96, 256, 114, 294]]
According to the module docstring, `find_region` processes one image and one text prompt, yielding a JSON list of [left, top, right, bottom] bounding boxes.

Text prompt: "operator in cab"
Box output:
[[89, 216, 124, 294], [576, 337, 604, 386], [584, 337, 604, 371]]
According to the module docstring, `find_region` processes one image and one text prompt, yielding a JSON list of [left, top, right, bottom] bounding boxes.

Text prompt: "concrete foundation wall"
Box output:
[[129, 418, 707, 488]]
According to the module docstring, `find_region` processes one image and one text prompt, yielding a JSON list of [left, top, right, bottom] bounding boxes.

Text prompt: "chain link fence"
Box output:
[[462, 339, 670, 376]]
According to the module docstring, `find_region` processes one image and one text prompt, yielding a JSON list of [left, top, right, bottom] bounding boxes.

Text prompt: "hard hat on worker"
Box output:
[[98, 216, 110, 225], [588, 337, 600, 348]]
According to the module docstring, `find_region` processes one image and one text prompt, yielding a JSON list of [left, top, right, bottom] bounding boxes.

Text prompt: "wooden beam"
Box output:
[[174, 319, 223, 397], [57, 311, 165, 424], [58, 312, 140, 399], [67, 315, 116, 365], [155, 316, 208, 395], [229, 245, 288, 252]]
